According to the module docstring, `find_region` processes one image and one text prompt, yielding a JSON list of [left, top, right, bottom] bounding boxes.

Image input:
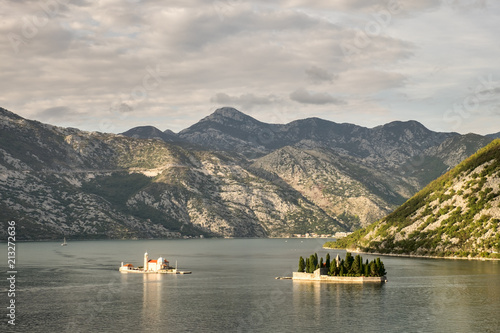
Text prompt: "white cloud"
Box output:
[[290, 88, 345, 105], [305, 65, 337, 83]]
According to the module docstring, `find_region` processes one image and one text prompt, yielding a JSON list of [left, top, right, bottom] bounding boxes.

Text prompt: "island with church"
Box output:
[[292, 252, 387, 283], [119, 252, 192, 274]]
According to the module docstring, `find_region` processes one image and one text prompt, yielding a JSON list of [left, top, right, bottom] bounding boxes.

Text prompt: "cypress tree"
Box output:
[[351, 254, 362, 276], [309, 255, 316, 273], [319, 257, 324, 270], [343, 260, 350, 274], [329, 260, 336, 276], [369, 262, 377, 277], [376, 258, 386, 276], [305, 258, 310, 273], [344, 252, 354, 272], [325, 253, 331, 270], [313, 253, 318, 268], [298, 256, 305, 272]]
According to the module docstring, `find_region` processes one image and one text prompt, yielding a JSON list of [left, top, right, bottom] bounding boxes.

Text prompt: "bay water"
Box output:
[[1, 238, 500, 332]]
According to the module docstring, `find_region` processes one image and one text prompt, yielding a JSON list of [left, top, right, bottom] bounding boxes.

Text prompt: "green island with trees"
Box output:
[[297, 252, 387, 278]]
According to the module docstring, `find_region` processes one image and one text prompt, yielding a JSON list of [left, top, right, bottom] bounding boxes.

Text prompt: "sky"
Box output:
[[1, 0, 499, 135]]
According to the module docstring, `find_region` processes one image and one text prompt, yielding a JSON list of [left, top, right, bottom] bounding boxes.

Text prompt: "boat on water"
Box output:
[[61, 237, 67, 246]]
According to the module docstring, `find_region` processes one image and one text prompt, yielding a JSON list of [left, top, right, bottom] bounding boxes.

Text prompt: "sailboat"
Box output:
[[61, 237, 67, 246]]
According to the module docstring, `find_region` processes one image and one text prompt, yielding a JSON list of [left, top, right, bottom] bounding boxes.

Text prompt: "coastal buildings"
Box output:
[[292, 232, 353, 239]]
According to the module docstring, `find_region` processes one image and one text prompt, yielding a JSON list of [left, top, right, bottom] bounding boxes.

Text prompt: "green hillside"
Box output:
[[325, 139, 500, 259]]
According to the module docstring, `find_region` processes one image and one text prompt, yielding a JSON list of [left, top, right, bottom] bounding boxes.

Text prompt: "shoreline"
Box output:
[[0, 236, 336, 243], [323, 247, 500, 261]]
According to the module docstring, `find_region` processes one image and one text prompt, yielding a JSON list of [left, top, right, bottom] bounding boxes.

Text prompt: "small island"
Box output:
[[119, 252, 191, 274], [293, 252, 387, 283]]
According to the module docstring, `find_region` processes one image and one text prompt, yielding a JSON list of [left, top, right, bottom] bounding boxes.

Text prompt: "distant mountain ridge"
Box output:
[[123, 107, 482, 172], [487, 131, 500, 139], [124, 107, 451, 159], [325, 139, 500, 259], [123, 107, 493, 228], [0, 106, 496, 240], [175, 107, 451, 161]]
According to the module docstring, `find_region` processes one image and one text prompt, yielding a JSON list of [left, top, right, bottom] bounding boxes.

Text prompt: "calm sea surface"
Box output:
[[1, 238, 500, 332]]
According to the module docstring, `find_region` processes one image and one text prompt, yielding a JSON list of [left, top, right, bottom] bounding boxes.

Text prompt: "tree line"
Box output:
[[298, 252, 386, 277]]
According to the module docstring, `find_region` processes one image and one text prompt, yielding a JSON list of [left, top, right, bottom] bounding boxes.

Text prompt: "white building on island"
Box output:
[[143, 252, 170, 272], [119, 252, 191, 274], [119, 252, 170, 273]]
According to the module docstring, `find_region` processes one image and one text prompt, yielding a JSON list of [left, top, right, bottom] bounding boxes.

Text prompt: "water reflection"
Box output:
[[10, 240, 500, 333], [142, 274, 162, 329], [292, 281, 384, 329]]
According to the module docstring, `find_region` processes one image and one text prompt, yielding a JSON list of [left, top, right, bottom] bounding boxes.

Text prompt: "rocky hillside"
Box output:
[[0, 107, 342, 240], [251, 146, 402, 229], [125, 107, 492, 228], [325, 140, 500, 259]]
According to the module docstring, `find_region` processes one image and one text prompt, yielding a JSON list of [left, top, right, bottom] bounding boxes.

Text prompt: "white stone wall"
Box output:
[[292, 269, 386, 283]]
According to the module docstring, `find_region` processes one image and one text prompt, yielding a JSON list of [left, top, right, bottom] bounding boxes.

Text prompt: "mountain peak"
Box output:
[[213, 106, 245, 117], [205, 107, 262, 124], [121, 125, 179, 142], [377, 120, 429, 131]]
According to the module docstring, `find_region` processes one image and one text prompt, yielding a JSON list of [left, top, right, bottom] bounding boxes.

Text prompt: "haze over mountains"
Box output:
[[0, 106, 495, 240]]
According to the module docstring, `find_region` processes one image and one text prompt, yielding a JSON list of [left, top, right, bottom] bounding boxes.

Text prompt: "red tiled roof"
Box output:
[[123, 263, 134, 267], [148, 260, 157, 263]]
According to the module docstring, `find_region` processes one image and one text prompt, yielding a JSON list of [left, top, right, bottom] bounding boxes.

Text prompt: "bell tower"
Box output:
[[144, 252, 149, 271]]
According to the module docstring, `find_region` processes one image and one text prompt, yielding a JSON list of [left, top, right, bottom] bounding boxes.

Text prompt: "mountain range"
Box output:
[[0, 106, 495, 240], [123, 107, 493, 229]]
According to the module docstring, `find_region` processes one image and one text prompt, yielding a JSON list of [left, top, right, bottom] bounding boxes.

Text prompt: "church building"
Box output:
[[143, 252, 170, 272]]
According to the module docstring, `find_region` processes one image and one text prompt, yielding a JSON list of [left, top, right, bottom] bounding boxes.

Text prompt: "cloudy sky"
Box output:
[[1, 0, 499, 135]]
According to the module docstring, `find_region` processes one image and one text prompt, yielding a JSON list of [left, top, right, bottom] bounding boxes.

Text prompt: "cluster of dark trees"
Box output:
[[298, 252, 386, 277]]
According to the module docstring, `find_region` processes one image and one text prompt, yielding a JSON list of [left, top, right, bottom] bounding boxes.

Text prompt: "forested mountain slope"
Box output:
[[325, 140, 500, 259]]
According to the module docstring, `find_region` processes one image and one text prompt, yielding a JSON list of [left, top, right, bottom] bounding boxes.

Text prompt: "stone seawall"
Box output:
[[292, 269, 386, 283]]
